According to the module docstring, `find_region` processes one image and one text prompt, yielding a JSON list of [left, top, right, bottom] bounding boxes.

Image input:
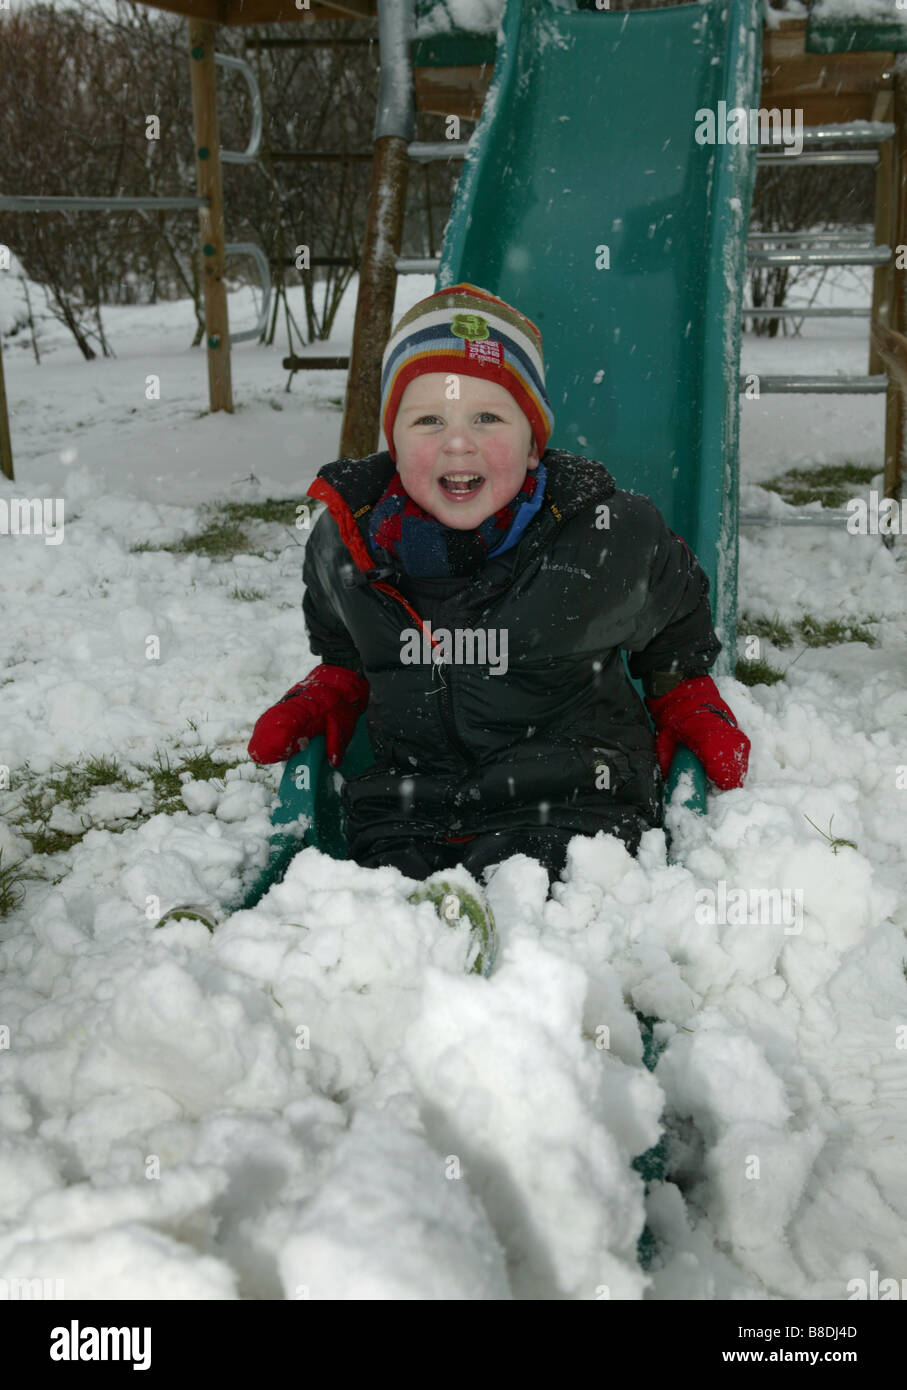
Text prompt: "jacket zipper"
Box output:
[[432, 655, 477, 768], [420, 543, 558, 772], [369, 575, 481, 769], [346, 502, 566, 770]]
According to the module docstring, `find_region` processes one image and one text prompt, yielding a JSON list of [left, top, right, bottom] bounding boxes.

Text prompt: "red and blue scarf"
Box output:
[[367, 461, 547, 578]]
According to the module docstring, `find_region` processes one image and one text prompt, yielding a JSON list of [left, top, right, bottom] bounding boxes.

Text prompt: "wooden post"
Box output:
[[0, 334, 12, 481], [884, 65, 907, 501], [339, 135, 410, 459], [424, 160, 435, 258], [188, 19, 232, 414], [869, 88, 893, 375]]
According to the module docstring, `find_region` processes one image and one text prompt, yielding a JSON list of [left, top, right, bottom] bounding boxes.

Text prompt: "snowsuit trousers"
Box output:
[[355, 818, 646, 885]]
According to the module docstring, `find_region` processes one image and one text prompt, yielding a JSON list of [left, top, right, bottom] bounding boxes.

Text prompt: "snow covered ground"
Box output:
[[0, 261, 905, 1300]]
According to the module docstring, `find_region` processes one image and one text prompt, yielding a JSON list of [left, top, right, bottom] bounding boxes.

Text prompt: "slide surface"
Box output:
[[439, 0, 762, 669]]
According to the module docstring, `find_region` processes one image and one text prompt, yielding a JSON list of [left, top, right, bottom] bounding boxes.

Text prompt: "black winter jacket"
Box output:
[[302, 448, 721, 861]]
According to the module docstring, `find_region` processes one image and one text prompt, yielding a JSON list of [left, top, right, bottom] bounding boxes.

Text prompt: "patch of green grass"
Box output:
[[230, 586, 268, 602], [219, 499, 311, 527], [140, 749, 184, 814], [176, 749, 238, 785], [739, 611, 795, 648], [10, 788, 82, 856], [0, 848, 37, 918], [797, 615, 878, 648], [740, 611, 879, 655], [735, 657, 785, 686], [6, 755, 144, 858], [169, 519, 250, 559], [3, 745, 249, 862], [134, 746, 249, 816], [44, 753, 133, 803], [763, 462, 878, 510], [26, 821, 93, 857], [128, 498, 313, 559]]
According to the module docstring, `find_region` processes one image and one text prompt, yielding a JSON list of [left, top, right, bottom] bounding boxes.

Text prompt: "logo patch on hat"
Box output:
[[450, 312, 489, 341], [465, 338, 503, 365]]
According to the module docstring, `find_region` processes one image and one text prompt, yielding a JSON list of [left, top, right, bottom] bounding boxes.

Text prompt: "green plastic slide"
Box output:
[[437, 0, 760, 672], [239, 0, 762, 912]]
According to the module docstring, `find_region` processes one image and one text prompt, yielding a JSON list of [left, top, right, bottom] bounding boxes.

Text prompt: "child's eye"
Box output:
[[412, 412, 501, 425]]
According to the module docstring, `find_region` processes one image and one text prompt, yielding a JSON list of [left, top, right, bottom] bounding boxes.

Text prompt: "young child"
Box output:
[[248, 283, 750, 883]]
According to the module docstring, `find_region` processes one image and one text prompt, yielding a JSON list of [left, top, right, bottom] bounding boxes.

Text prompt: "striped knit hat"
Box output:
[[380, 282, 554, 463]]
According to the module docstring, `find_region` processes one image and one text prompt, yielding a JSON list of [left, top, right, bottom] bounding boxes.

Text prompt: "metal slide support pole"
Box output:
[[189, 19, 233, 414], [339, 0, 415, 459]]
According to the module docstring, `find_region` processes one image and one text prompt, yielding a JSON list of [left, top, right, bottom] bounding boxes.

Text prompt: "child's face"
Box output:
[[391, 374, 539, 529]]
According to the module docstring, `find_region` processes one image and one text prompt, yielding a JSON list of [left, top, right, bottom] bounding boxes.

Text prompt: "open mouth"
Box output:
[[439, 472, 485, 498]]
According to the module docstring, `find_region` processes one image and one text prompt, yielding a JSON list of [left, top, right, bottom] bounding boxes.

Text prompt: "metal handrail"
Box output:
[[215, 53, 262, 165], [226, 242, 271, 343]]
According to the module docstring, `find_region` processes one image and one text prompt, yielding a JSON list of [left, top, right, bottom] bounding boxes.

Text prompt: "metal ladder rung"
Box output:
[[757, 150, 880, 166], [794, 122, 895, 144], [739, 374, 889, 394], [407, 141, 470, 162], [394, 144, 470, 274], [395, 257, 441, 274], [0, 195, 207, 211], [748, 246, 891, 266], [747, 232, 875, 243], [740, 510, 858, 528], [742, 306, 870, 319]]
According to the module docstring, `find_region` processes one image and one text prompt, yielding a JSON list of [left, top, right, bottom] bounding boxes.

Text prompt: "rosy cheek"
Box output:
[[396, 443, 437, 501], [402, 441, 437, 476], [480, 440, 524, 493], [480, 439, 516, 469]]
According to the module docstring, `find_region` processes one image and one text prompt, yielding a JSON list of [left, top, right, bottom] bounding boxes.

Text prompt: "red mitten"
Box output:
[[645, 675, 750, 790], [248, 664, 369, 767]]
